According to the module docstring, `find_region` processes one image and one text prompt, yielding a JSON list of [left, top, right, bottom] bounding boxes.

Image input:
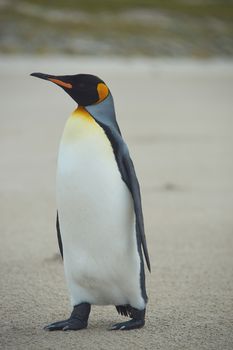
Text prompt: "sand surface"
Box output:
[[0, 57, 233, 349]]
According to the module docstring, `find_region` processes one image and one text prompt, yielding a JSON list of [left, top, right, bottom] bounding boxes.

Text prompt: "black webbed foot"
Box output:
[[44, 318, 87, 331], [110, 305, 146, 331], [109, 318, 145, 331], [44, 302, 91, 331]]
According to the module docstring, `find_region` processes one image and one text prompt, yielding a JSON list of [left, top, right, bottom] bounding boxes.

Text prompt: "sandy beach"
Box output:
[[0, 56, 233, 349]]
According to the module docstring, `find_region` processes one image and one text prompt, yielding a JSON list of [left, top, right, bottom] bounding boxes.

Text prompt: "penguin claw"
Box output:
[[109, 319, 145, 331], [44, 318, 88, 331], [62, 320, 87, 331], [109, 325, 117, 330], [44, 320, 68, 331]]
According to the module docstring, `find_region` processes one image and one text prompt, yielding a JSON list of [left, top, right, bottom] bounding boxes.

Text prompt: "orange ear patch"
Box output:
[[97, 83, 109, 102], [49, 78, 72, 89]]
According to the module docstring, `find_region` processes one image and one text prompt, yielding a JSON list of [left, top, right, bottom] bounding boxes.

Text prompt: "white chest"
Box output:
[[56, 109, 134, 249], [56, 110, 128, 212], [55, 109, 143, 308]]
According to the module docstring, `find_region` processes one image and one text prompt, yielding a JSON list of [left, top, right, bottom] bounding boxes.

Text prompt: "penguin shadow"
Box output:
[[145, 182, 186, 194], [43, 253, 62, 264], [161, 182, 184, 192]]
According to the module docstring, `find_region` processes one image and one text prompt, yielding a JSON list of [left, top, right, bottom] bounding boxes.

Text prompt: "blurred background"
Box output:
[[1, 1, 233, 350], [1, 0, 233, 57]]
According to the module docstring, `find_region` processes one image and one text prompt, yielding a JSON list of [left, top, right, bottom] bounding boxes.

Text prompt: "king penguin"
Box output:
[[31, 72, 150, 331]]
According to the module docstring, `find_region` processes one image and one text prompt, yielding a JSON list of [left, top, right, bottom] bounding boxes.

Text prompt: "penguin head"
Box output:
[[30, 73, 109, 106]]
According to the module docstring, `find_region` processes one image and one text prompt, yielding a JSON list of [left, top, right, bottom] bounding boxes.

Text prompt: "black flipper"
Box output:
[[56, 212, 63, 258], [86, 94, 151, 272], [119, 148, 151, 272]]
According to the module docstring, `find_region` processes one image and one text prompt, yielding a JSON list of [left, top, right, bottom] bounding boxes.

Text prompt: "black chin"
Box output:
[[68, 89, 99, 106]]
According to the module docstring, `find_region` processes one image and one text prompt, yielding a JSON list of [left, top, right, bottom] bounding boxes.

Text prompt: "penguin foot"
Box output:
[[44, 318, 87, 331], [109, 319, 145, 331], [110, 306, 146, 330], [44, 302, 91, 331]]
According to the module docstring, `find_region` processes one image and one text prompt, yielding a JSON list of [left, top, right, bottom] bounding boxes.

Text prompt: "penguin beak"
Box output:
[[30, 72, 72, 89], [30, 72, 53, 80]]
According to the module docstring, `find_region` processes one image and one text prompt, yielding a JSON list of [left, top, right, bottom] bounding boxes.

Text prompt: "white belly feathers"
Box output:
[[56, 107, 145, 310]]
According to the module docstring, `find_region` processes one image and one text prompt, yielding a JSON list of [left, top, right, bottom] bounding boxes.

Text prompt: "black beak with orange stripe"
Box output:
[[30, 72, 109, 106]]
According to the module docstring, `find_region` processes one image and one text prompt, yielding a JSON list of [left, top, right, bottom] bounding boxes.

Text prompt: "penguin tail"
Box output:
[[115, 305, 131, 317]]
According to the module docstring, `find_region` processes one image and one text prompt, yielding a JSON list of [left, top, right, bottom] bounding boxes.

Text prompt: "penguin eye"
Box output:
[[96, 83, 109, 102]]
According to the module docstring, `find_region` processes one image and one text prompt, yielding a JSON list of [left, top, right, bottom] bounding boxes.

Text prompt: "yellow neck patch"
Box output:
[[71, 106, 94, 122], [61, 107, 98, 143]]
